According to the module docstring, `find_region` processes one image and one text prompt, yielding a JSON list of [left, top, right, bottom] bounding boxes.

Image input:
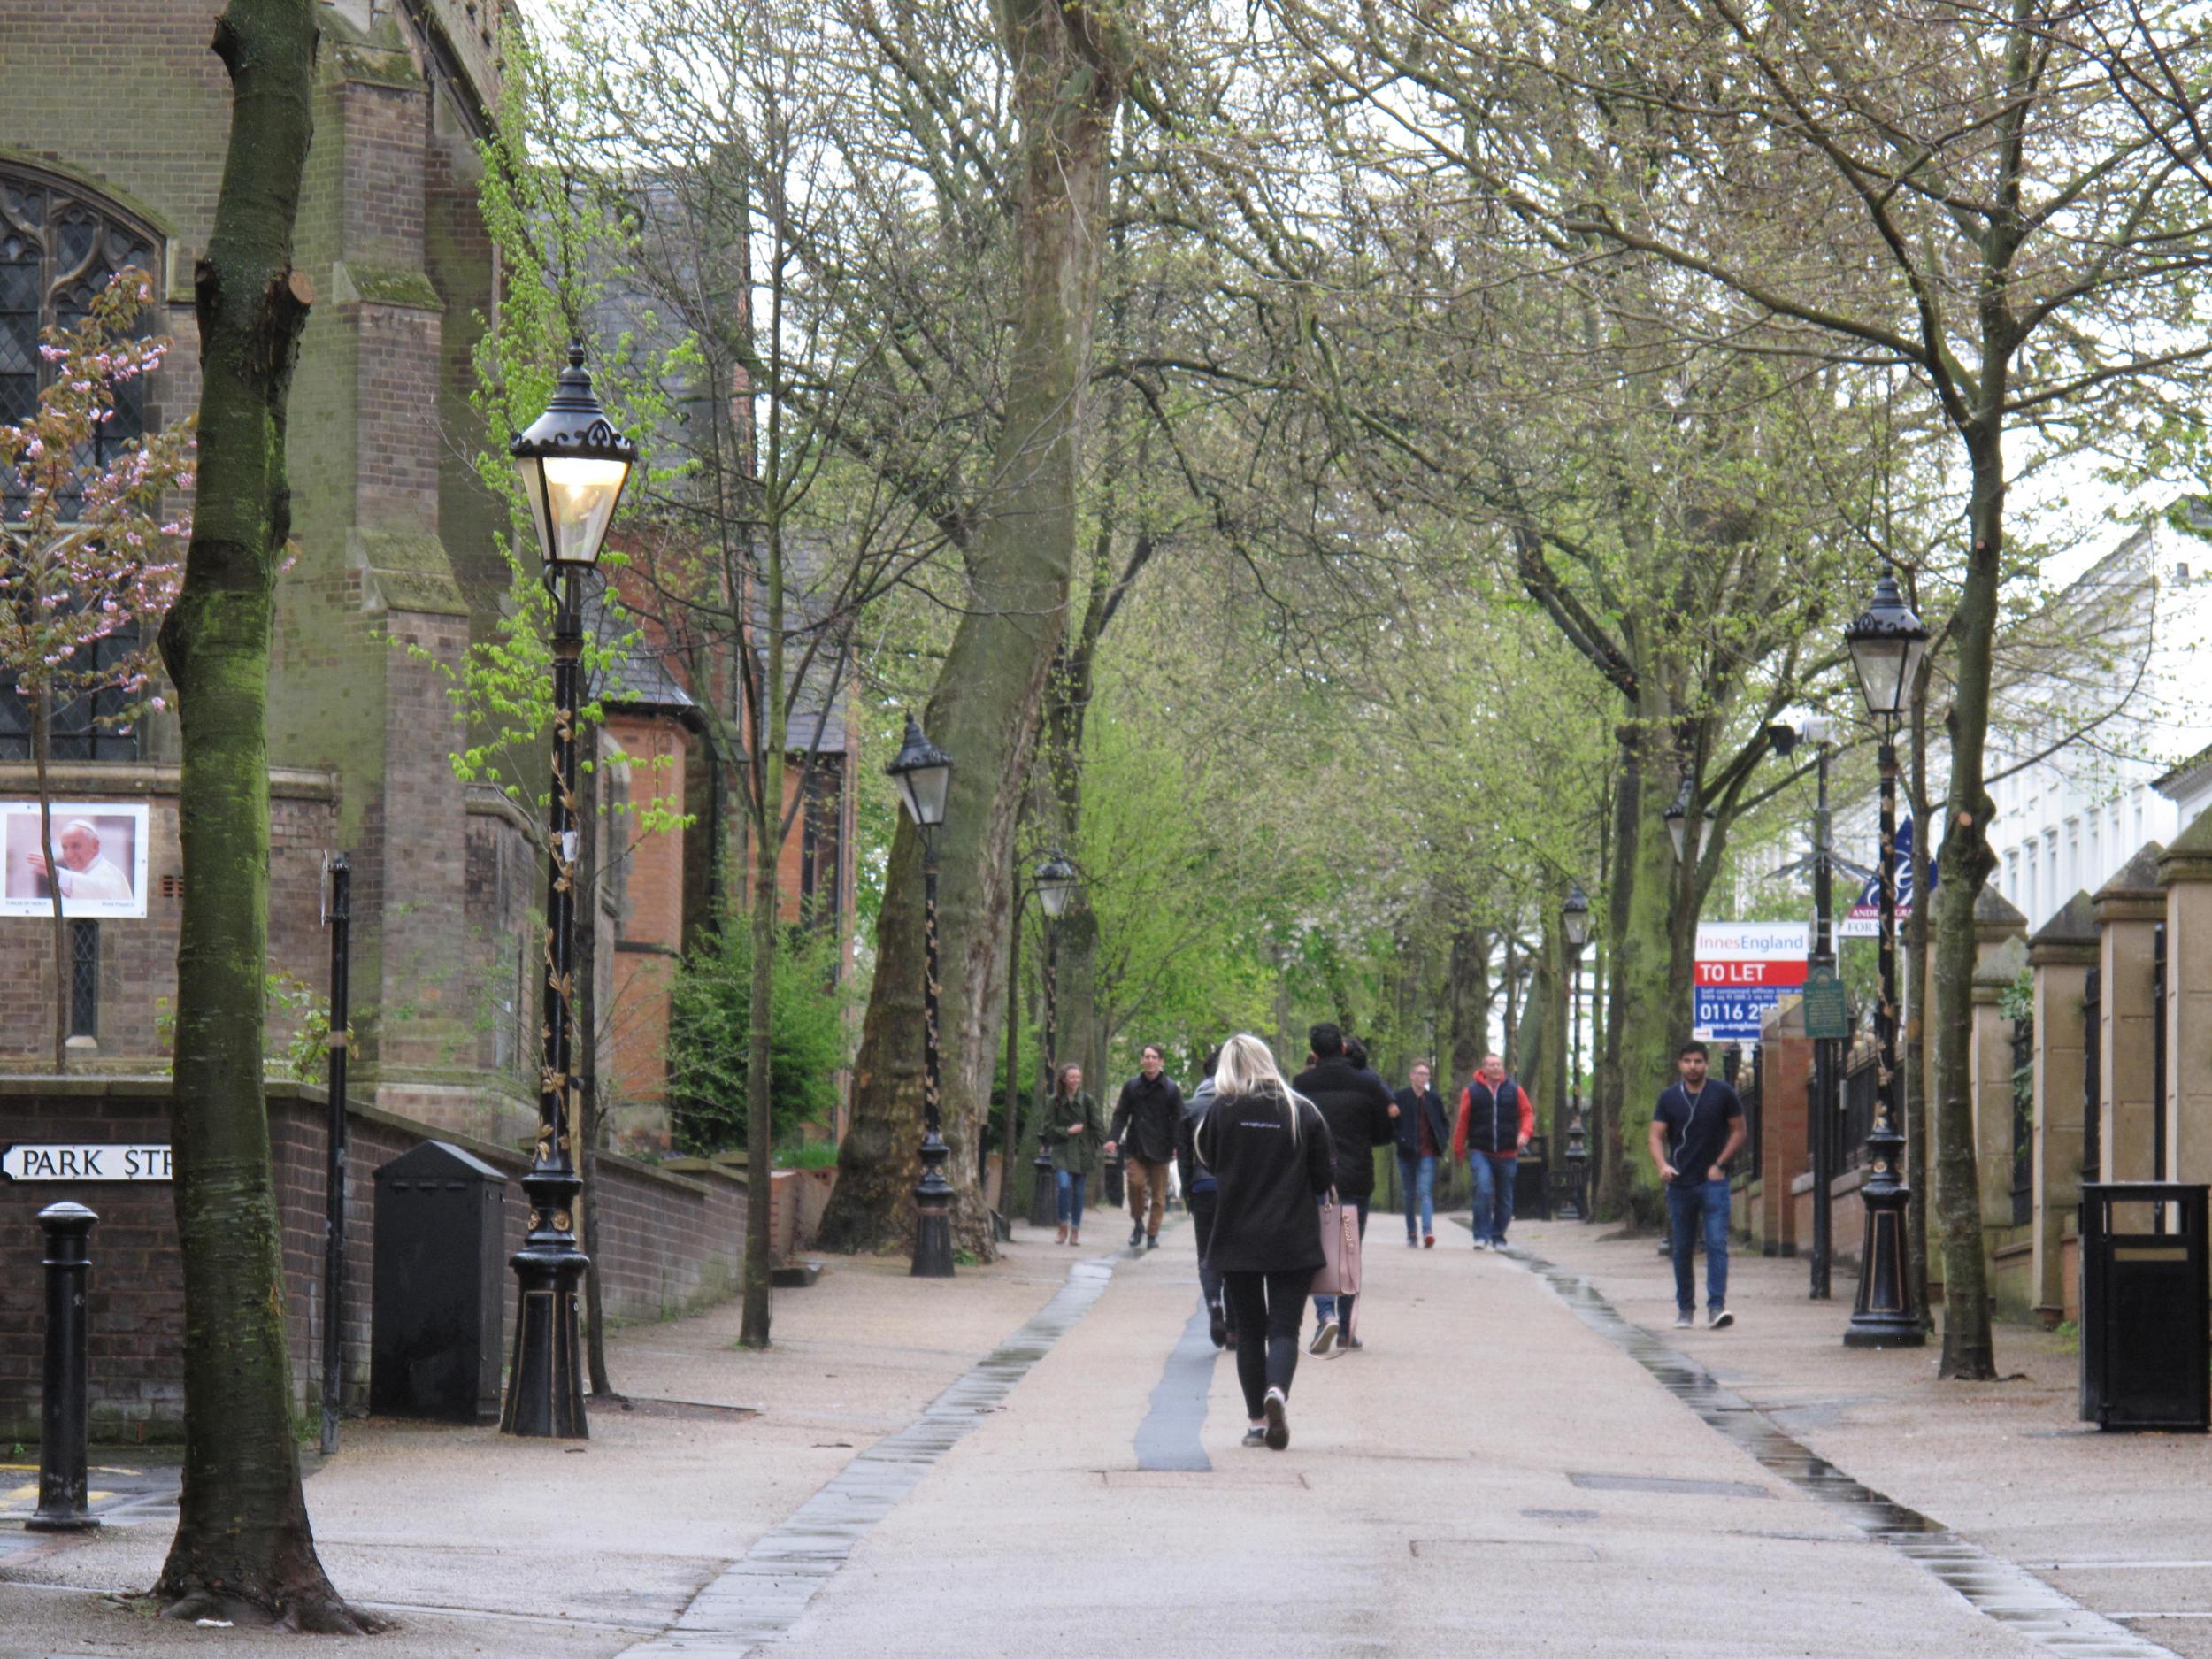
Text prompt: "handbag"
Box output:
[[1311, 1189, 1363, 1302]]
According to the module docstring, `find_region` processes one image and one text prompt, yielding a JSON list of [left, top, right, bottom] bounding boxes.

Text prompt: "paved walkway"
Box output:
[[3, 1210, 2207, 1656]]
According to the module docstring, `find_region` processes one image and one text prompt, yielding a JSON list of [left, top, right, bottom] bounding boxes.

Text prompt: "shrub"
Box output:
[[667, 923, 849, 1154]]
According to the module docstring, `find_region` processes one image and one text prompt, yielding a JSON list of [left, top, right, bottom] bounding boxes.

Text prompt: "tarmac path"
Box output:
[[687, 1219, 2080, 1658]]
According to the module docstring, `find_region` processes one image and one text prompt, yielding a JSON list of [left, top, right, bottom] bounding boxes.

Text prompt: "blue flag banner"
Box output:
[[1841, 815, 1935, 937]]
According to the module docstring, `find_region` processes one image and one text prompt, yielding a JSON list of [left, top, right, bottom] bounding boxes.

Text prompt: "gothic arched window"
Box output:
[[0, 165, 165, 762]]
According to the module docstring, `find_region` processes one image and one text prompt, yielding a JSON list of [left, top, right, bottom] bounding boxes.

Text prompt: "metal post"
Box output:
[[1809, 743, 1834, 1300], [1029, 915, 1061, 1230], [503, 566, 591, 1435], [28, 1202, 98, 1532], [1847, 731, 1924, 1346], [321, 855, 351, 1455], [912, 833, 956, 1276]]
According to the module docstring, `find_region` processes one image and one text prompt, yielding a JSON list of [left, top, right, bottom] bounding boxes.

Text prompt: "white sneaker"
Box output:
[[1263, 1387, 1289, 1450], [1471, 1238, 1489, 1252]]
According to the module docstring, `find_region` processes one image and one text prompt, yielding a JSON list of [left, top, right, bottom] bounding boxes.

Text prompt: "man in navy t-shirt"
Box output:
[[1648, 1040, 1747, 1330]]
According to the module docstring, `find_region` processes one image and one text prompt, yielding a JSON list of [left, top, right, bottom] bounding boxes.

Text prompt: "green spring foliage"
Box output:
[[666, 924, 852, 1154]]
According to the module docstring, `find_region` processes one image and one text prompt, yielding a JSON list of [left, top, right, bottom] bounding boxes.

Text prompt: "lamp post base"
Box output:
[[1844, 1164, 1924, 1348], [503, 1171, 590, 1437], [911, 1128, 956, 1278], [912, 1209, 956, 1278], [502, 1253, 590, 1434]]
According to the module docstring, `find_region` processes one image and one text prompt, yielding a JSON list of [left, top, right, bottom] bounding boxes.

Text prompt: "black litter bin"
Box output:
[[2078, 1182, 2208, 1432], [1514, 1134, 1552, 1223], [372, 1141, 509, 1423]]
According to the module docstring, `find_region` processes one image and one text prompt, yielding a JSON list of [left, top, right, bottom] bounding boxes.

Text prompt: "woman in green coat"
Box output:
[[1044, 1063, 1105, 1244]]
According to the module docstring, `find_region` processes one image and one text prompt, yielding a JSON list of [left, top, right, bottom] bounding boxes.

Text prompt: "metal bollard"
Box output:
[[27, 1202, 99, 1532], [1028, 1147, 1058, 1230]]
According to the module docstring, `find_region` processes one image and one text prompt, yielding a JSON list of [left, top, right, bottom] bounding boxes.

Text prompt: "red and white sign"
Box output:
[[1693, 922, 1810, 1041], [1694, 958, 1809, 988]]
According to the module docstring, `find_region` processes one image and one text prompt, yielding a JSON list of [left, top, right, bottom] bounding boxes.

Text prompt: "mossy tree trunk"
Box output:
[[152, 0, 372, 1631], [817, 0, 1134, 1256], [1930, 434, 2006, 1379]]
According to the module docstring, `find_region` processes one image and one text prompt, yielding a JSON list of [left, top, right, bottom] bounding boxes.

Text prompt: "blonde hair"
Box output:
[[1212, 1033, 1299, 1141]]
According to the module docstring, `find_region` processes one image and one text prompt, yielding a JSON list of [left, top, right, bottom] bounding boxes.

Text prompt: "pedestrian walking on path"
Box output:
[[1043, 1063, 1103, 1245], [1393, 1059, 1450, 1248], [1453, 1053, 1534, 1248], [1176, 1046, 1233, 1346], [1105, 1044, 1184, 1248], [1649, 1039, 1747, 1329], [1294, 1025, 1397, 1352], [1194, 1033, 1337, 1450]]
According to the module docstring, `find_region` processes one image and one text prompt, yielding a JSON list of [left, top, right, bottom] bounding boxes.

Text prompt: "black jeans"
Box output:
[[1187, 1187, 1225, 1318], [1222, 1267, 1315, 1420]]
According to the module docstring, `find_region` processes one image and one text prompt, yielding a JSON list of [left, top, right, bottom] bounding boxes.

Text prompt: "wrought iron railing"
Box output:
[[2011, 1014, 2033, 1226]]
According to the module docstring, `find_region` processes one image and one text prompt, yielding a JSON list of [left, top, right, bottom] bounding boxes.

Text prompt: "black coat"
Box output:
[[1193, 1084, 1336, 1274], [1292, 1058, 1398, 1200], [1110, 1071, 1186, 1165], [1391, 1086, 1452, 1160]]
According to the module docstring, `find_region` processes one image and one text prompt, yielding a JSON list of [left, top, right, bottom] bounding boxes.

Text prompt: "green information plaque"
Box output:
[[1801, 962, 1850, 1040]]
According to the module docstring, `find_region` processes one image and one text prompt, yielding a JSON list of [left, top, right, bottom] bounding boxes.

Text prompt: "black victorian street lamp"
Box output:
[[1561, 881, 1593, 1219], [887, 713, 956, 1278], [1665, 777, 1715, 866], [1843, 564, 1929, 1348], [503, 343, 638, 1438], [1029, 852, 1079, 1230]]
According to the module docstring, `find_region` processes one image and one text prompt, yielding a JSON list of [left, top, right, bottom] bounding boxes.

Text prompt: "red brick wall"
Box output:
[[0, 1080, 746, 1440]]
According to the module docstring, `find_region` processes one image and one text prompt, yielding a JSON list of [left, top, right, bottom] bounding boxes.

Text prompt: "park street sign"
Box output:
[[1694, 921, 1810, 1042], [0, 1143, 171, 1182]]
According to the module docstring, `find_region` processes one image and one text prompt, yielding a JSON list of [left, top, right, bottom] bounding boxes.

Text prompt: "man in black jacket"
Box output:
[[1105, 1044, 1184, 1248], [1392, 1060, 1452, 1249], [1293, 1025, 1397, 1353]]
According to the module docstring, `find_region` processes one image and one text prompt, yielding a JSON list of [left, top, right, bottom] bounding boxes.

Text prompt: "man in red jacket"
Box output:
[[1453, 1053, 1534, 1250]]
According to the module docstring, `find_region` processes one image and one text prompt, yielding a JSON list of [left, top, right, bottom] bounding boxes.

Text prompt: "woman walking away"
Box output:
[[1045, 1064, 1103, 1244], [1195, 1034, 1336, 1450]]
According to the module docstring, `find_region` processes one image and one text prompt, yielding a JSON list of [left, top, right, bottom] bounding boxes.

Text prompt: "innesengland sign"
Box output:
[[0, 1143, 171, 1181]]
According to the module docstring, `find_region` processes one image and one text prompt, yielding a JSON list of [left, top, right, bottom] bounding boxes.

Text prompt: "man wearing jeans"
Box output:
[[1392, 1061, 1450, 1248], [1453, 1054, 1534, 1249], [1649, 1040, 1748, 1330]]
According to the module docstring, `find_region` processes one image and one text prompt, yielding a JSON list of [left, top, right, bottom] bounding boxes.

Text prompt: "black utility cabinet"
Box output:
[[372, 1141, 509, 1422], [2078, 1182, 2208, 1432]]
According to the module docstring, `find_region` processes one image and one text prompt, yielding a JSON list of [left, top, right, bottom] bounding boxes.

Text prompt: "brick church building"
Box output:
[[0, 0, 854, 1149]]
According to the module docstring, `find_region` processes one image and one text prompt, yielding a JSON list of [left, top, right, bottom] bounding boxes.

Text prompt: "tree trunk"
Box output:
[[152, 0, 369, 1630], [816, 0, 1131, 1257], [1603, 713, 1678, 1223], [740, 533, 788, 1348], [32, 688, 65, 1072], [1448, 924, 1489, 1087], [1904, 652, 1934, 1325], [1500, 934, 1521, 1071], [1931, 442, 2005, 1380], [1002, 881, 1023, 1224], [1594, 725, 1642, 1216]]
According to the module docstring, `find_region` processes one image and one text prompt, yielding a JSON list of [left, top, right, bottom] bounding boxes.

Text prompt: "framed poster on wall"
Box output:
[[0, 802, 150, 918]]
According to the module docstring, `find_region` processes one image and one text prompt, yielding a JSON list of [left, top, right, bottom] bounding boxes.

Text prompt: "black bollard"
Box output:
[[1028, 1147, 1058, 1231], [27, 1202, 99, 1532]]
